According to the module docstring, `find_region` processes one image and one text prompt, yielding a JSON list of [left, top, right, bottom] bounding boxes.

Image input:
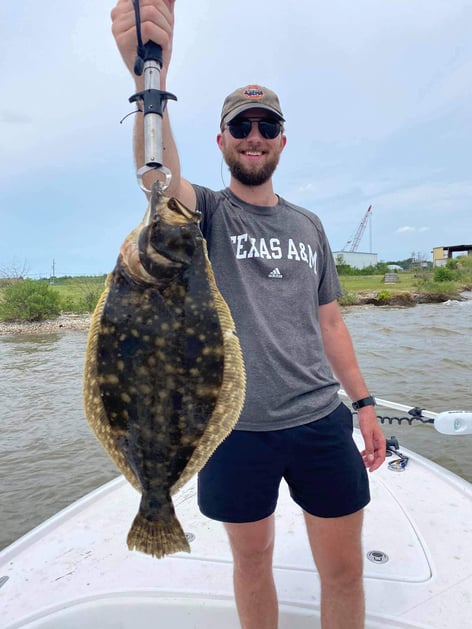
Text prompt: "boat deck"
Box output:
[[1, 433, 471, 628]]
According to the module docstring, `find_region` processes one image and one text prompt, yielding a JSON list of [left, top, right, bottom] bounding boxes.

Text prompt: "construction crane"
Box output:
[[342, 205, 373, 252]]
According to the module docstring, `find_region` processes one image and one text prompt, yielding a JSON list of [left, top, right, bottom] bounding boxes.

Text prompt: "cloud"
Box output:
[[395, 225, 430, 235], [1, 111, 32, 125], [373, 181, 472, 213]]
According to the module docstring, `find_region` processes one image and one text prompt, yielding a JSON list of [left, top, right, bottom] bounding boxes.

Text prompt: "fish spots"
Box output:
[[196, 384, 221, 398], [100, 374, 120, 385], [202, 346, 224, 357], [179, 434, 197, 447], [139, 384, 153, 396]]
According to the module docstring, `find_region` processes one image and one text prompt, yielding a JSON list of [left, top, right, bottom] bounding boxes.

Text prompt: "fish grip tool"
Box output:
[[130, 0, 177, 197], [385, 436, 409, 471]]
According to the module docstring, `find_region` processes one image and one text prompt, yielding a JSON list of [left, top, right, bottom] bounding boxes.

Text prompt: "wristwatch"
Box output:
[[352, 395, 376, 411]]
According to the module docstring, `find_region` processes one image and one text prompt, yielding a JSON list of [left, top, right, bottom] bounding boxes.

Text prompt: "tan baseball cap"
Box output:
[[220, 85, 285, 128]]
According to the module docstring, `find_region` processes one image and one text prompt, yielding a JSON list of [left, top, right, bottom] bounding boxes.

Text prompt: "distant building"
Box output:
[[333, 251, 378, 269], [432, 244, 472, 267]]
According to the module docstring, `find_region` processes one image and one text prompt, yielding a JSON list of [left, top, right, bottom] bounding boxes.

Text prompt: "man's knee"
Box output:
[[224, 516, 275, 573], [304, 509, 364, 586], [321, 554, 364, 589]]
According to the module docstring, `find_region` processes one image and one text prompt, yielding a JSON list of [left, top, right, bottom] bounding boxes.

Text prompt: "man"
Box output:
[[111, 2, 386, 627]]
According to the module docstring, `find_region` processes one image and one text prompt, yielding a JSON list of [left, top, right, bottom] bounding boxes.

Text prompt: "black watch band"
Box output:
[[352, 395, 376, 411]]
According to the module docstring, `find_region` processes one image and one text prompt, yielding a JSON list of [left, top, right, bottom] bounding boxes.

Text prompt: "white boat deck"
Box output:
[[1, 432, 471, 629]]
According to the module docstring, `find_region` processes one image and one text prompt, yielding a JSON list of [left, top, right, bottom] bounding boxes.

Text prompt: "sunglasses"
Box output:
[[226, 118, 282, 140]]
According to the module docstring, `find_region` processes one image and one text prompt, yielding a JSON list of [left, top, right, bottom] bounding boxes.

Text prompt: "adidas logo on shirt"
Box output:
[[268, 268, 283, 279]]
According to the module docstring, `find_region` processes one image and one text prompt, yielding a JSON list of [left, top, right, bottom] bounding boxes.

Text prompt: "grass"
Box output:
[[49, 276, 106, 313], [340, 272, 424, 293]]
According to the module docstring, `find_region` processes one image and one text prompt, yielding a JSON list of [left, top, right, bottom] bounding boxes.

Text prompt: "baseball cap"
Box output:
[[220, 85, 285, 128]]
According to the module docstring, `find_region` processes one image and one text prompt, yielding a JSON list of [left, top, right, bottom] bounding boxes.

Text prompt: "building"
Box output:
[[432, 244, 472, 267], [333, 251, 378, 269]]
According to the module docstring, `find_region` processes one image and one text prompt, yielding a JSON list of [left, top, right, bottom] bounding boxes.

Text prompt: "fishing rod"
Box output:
[[130, 0, 177, 195], [338, 389, 472, 435]]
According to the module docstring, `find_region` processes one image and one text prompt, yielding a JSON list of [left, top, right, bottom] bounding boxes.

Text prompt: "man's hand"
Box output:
[[357, 407, 386, 472], [111, 0, 176, 81]]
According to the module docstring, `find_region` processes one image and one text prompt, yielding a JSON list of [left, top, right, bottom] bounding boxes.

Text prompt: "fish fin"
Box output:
[[126, 511, 191, 558]]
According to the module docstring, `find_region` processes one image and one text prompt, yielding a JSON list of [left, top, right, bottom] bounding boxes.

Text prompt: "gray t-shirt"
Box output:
[[194, 186, 343, 431]]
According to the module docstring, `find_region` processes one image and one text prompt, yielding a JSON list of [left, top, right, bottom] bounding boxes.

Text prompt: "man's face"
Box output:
[[217, 108, 286, 186]]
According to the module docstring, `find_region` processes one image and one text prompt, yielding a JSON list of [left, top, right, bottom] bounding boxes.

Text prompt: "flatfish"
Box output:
[[83, 195, 245, 558]]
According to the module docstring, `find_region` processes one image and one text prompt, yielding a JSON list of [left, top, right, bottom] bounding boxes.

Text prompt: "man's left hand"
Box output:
[[358, 407, 386, 472]]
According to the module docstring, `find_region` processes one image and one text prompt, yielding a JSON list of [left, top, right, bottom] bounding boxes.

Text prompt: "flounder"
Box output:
[[83, 195, 245, 558]]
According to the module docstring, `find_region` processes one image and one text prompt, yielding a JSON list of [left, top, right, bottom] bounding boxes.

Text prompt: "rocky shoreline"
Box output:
[[356, 291, 465, 307], [0, 313, 92, 336]]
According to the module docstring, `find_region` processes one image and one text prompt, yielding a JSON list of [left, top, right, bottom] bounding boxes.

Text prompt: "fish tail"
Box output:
[[126, 511, 191, 558]]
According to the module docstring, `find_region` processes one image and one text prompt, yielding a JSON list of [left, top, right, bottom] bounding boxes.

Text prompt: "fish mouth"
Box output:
[[153, 197, 201, 226], [168, 197, 201, 220]]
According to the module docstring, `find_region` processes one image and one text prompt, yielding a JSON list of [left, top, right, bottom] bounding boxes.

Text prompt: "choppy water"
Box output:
[[1, 300, 471, 550]]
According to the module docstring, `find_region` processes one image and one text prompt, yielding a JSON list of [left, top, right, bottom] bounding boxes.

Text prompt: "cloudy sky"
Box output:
[[1, 0, 471, 278]]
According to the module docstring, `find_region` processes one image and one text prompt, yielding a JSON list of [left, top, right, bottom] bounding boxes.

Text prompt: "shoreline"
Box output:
[[1, 291, 470, 336], [0, 313, 92, 336]]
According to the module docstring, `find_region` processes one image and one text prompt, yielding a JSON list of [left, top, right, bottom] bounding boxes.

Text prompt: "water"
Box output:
[[344, 299, 472, 482], [1, 332, 118, 551], [1, 300, 471, 551]]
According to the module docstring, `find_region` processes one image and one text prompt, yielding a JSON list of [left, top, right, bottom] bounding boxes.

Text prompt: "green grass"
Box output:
[[340, 272, 419, 293], [49, 276, 106, 313]]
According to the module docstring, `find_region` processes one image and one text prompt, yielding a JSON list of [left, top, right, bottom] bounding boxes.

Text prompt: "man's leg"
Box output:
[[224, 515, 277, 629], [304, 508, 365, 629]]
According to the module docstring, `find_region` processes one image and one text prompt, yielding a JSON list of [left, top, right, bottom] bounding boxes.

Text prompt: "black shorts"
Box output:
[[198, 402, 370, 522]]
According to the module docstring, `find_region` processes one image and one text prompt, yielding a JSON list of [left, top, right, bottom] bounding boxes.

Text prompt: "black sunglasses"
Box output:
[[227, 118, 282, 140]]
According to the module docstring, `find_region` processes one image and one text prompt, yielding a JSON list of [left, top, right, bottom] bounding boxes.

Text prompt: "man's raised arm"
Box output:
[[111, 0, 196, 208]]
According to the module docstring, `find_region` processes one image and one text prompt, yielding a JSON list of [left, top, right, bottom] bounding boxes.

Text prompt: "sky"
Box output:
[[1, 0, 471, 278]]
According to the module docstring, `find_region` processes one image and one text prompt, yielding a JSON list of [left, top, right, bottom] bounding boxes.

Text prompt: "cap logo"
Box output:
[[243, 86, 264, 99]]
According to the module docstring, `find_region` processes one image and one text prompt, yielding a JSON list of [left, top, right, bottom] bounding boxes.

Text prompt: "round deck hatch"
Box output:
[[367, 550, 389, 564]]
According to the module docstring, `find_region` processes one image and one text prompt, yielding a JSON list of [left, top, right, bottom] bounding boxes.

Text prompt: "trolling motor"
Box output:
[[130, 0, 177, 194]]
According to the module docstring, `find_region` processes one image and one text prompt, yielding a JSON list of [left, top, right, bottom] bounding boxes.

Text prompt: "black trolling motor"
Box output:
[[130, 0, 177, 194]]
